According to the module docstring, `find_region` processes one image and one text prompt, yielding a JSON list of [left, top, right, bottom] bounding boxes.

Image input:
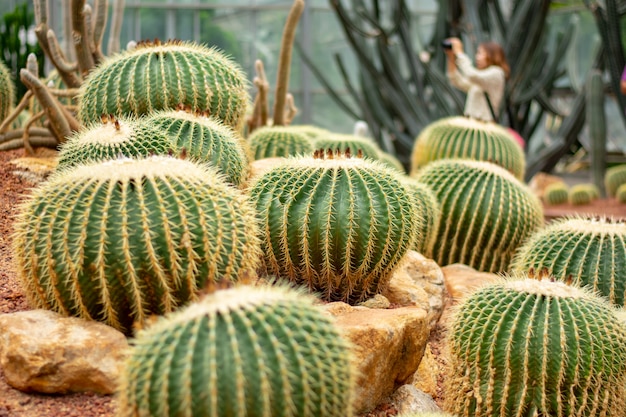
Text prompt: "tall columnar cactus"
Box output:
[[56, 116, 175, 169], [402, 178, 441, 257], [0, 59, 15, 123], [414, 159, 543, 273], [605, 164, 626, 197], [445, 276, 626, 417], [410, 116, 526, 180], [587, 69, 607, 197], [247, 125, 314, 160], [145, 109, 250, 187], [543, 182, 569, 206], [77, 40, 250, 132], [510, 217, 626, 306], [12, 156, 262, 334], [249, 149, 419, 304], [117, 284, 355, 417], [313, 133, 382, 161]]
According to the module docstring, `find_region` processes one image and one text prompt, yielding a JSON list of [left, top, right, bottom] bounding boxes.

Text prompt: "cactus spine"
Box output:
[[0, 59, 15, 122], [313, 133, 382, 161], [568, 185, 594, 205], [605, 164, 626, 197], [13, 156, 262, 334], [414, 159, 544, 273], [145, 109, 250, 187], [247, 126, 314, 159], [587, 69, 607, 197], [249, 149, 419, 304], [402, 178, 441, 256], [445, 276, 626, 417], [117, 284, 355, 417], [410, 116, 526, 180], [543, 182, 569, 205], [56, 116, 174, 169], [510, 217, 626, 306], [77, 40, 249, 132]]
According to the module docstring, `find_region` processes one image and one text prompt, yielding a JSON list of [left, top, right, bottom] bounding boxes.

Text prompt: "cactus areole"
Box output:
[[249, 149, 419, 304], [12, 156, 261, 334]]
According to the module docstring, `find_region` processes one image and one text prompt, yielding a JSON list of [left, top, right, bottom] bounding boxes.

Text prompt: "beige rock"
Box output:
[[0, 310, 129, 395], [322, 302, 430, 415], [387, 384, 442, 415], [441, 263, 500, 302], [412, 343, 439, 397], [359, 293, 391, 309], [528, 172, 565, 199], [384, 251, 447, 327]]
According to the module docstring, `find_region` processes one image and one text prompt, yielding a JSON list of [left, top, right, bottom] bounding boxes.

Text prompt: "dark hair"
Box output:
[[480, 42, 510, 79]]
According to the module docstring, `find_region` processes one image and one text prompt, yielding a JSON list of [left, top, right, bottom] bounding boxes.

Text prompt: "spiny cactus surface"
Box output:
[[510, 216, 626, 306], [249, 149, 419, 304], [446, 276, 626, 417], [618, 183, 626, 203], [313, 133, 382, 161], [56, 115, 175, 169], [605, 164, 626, 197], [117, 284, 355, 417], [77, 40, 249, 131], [568, 184, 595, 205], [0, 59, 14, 123], [145, 109, 250, 186], [410, 116, 526, 180], [414, 159, 543, 273], [543, 182, 568, 206], [402, 178, 441, 256], [13, 156, 262, 334], [247, 125, 314, 160]]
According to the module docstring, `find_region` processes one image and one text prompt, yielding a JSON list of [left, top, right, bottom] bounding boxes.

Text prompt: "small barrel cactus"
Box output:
[[144, 109, 250, 187], [445, 276, 626, 417], [605, 164, 626, 197], [402, 178, 441, 256], [574, 183, 601, 200], [568, 184, 594, 205], [56, 115, 175, 169], [117, 284, 355, 417], [410, 116, 526, 180], [543, 182, 569, 205], [249, 149, 419, 304], [0, 59, 15, 123], [77, 40, 249, 132], [313, 133, 382, 161], [247, 125, 314, 160], [13, 156, 262, 334], [618, 183, 626, 203], [414, 159, 543, 273], [510, 216, 626, 306]]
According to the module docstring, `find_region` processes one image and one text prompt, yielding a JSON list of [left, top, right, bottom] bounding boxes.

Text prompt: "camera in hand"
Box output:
[[441, 39, 452, 50]]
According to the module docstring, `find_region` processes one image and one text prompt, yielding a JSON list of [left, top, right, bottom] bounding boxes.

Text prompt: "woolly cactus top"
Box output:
[[505, 277, 587, 298], [554, 216, 626, 234]]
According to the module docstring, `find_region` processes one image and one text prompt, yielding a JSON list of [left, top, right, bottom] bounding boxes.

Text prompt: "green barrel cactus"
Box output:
[[12, 156, 262, 334], [145, 109, 250, 187], [543, 182, 568, 205], [618, 183, 626, 203], [414, 159, 543, 273], [0, 59, 14, 123], [247, 126, 314, 160], [56, 116, 175, 169], [249, 149, 419, 304], [287, 124, 332, 140], [605, 164, 626, 197], [313, 133, 382, 161], [378, 151, 405, 173], [410, 116, 526, 180], [510, 216, 626, 306], [402, 178, 441, 256], [568, 185, 594, 205], [445, 276, 626, 417], [77, 40, 249, 132], [574, 183, 601, 200], [117, 284, 355, 417]]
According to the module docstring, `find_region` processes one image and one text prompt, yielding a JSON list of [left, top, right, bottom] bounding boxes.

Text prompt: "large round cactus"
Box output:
[[445, 276, 626, 417], [402, 178, 441, 256], [57, 116, 175, 169], [117, 284, 355, 417], [0, 59, 14, 123], [249, 149, 419, 304], [77, 40, 249, 131], [410, 116, 526, 180], [12, 156, 262, 334], [144, 109, 250, 186], [510, 217, 626, 306], [247, 126, 314, 159], [414, 159, 543, 273]]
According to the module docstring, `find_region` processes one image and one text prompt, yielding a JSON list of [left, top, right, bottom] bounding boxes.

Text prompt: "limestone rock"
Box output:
[[412, 343, 440, 397], [359, 294, 391, 309], [322, 302, 430, 414], [387, 384, 442, 415], [441, 263, 500, 302], [384, 250, 447, 327], [0, 310, 129, 394]]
